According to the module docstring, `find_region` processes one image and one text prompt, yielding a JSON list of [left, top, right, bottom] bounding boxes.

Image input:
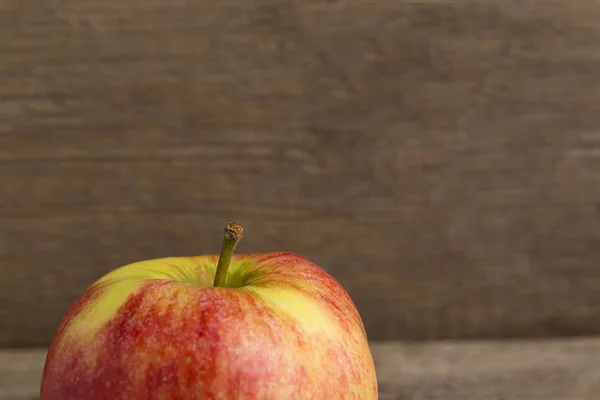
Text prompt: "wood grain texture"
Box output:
[[3, 0, 600, 345], [3, 338, 600, 399]]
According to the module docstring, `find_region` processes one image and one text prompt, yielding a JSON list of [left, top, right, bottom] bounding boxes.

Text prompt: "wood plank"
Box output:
[[3, 0, 600, 345], [3, 338, 600, 399]]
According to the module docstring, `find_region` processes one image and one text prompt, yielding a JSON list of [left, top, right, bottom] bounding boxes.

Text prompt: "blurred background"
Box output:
[[3, 0, 600, 398]]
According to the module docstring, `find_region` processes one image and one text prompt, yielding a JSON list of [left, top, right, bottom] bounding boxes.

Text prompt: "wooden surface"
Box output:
[[3, 338, 600, 399], [4, 0, 600, 346]]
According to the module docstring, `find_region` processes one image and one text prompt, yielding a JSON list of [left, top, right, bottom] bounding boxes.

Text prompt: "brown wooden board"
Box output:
[[3, 338, 600, 399], [3, 0, 600, 345]]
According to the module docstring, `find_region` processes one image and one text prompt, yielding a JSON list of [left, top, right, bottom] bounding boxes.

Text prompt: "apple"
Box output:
[[40, 222, 378, 399]]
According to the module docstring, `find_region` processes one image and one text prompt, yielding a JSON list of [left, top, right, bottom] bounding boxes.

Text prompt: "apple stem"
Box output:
[[213, 221, 244, 288]]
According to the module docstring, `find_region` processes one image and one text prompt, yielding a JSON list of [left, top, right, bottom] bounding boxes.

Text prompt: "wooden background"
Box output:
[[2, 0, 600, 347]]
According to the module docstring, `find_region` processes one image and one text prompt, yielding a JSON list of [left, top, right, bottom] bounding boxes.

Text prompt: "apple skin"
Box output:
[[40, 252, 378, 399]]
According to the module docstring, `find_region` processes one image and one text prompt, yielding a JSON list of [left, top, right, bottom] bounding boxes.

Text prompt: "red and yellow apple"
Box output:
[[40, 222, 378, 399]]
